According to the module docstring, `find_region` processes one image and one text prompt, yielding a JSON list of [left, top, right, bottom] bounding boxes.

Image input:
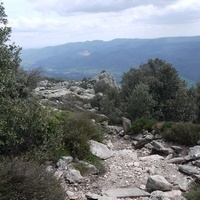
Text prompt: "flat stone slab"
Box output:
[[103, 188, 150, 198]]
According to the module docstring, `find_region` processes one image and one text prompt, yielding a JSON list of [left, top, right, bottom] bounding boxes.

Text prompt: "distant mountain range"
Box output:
[[21, 36, 200, 82]]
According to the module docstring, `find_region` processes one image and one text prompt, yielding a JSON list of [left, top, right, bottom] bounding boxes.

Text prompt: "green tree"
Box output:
[[121, 68, 143, 99], [125, 83, 156, 120], [121, 58, 196, 121], [0, 2, 21, 99]]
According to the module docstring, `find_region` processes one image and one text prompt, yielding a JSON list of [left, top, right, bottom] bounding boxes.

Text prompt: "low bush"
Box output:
[[0, 98, 58, 157], [185, 181, 200, 200], [62, 112, 103, 159], [131, 117, 157, 135], [153, 121, 175, 134], [0, 158, 65, 200], [83, 153, 106, 175], [162, 122, 200, 145]]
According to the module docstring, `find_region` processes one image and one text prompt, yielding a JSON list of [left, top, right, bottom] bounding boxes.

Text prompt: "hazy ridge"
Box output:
[[21, 36, 200, 82]]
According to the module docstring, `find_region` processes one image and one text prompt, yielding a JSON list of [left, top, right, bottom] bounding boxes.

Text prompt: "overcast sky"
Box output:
[[3, 0, 200, 49]]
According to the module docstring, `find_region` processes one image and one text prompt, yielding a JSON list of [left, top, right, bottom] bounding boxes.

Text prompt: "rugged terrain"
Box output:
[[55, 127, 199, 200], [35, 73, 200, 200]]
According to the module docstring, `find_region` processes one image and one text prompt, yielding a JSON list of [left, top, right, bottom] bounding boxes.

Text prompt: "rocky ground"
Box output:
[[36, 74, 200, 200], [54, 129, 199, 200]]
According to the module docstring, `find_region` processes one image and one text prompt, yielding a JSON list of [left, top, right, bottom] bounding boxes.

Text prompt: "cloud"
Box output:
[[7, 0, 200, 48], [143, 0, 200, 25], [10, 17, 63, 32], [26, 0, 176, 14]]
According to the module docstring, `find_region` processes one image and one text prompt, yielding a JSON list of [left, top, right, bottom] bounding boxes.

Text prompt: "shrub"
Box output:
[[90, 93, 103, 108], [0, 158, 65, 200], [153, 121, 175, 134], [93, 81, 110, 94], [162, 122, 200, 145], [131, 117, 157, 135], [63, 112, 103, 159], [83, 153, 106, 175], [0, 98, 54, 156], [185, 181, 200, 200], [0, 98, 67, 162]]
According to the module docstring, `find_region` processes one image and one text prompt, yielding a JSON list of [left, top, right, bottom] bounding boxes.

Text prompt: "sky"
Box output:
[[2, 0, 200, 49]]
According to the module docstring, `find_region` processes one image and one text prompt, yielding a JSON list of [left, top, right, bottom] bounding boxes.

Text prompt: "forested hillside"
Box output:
[[21, 36, 200, 81]]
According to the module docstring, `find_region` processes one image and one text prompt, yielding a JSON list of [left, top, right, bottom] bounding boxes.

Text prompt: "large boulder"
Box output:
[[122, 117, 131, 133], [146, 175, 173, 192], [89, 140, 113, 160]]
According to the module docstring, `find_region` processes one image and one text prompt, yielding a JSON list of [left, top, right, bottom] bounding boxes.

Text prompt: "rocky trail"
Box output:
[[36, 76, 200, 200], [53, 128, 200, 200]]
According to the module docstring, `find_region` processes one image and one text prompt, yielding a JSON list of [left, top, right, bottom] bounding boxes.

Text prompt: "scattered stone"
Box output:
[[64, 168, 83, 184], [132, 134, 144, 141], [174, 177, 188, 191], [146, 175, 173, 192], [66, 191, 78, 199], [144, 143, 153, 150], [193, 160, 200, 167], [151, 141, 173, 155], [151, 141, 165, 150], [132, 140, 138, 146], [78, 161, 99, 175], [62, 156, 73, 163], [167, 157, 185, 164], [124, 135, 131, 140], [106, 140, 114, 150], [103, 188, 150, 198], [171, 146, 183, 154], [89, 140, 113, 160], [56, 156, 73, 170], [178, 165, 199, 175], [145, 134, 154, 141], [46, 165, 54, 172], [86, 192, 101, 199], [165, 154, 173, 160], [135, 139, 150, 149], [154, 134, 162, 139], [54, 170, 63, 179], [145, 167, 155, 175], [140, 184, 146, 190], [150, 190, 185, 200]]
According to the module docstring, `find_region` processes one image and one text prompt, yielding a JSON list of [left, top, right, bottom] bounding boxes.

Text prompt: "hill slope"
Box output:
[[21, 36, 200, 81]]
